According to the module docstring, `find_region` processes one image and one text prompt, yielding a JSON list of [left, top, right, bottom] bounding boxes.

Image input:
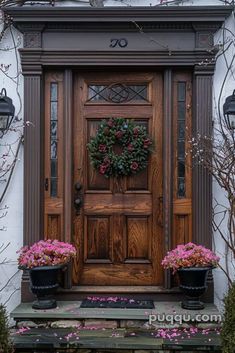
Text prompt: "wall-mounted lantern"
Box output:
[[223, 90, 235, 129], [0, 88, 15, 133]]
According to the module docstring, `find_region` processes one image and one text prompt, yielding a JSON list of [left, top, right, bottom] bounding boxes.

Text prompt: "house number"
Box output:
[[110, 38, 128, 48]]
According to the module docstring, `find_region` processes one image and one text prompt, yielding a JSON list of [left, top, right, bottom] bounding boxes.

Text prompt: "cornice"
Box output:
[[19, 48, 216, 75], [3, 6, 233, 24]]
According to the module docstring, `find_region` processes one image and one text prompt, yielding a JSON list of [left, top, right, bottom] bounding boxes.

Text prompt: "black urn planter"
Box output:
[[177, 267, 211, 310], [29, 265, 62, 310]]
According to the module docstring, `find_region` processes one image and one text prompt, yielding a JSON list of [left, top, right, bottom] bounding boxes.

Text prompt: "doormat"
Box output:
[[80, 296, 154, 309]]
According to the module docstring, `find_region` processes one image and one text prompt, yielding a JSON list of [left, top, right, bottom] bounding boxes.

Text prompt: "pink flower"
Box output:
[[17, 240, 76, 269], [98, 144, 107, 153], [161, 242, 220, 274], [115, 131, 123, 139], [107, 119, 114, 127], [127, 144, 134, 152], [143, 138, 151, 148], [133, 127, 139, 135], [130, 161, 139, 171], [99, 164, 107, 174]]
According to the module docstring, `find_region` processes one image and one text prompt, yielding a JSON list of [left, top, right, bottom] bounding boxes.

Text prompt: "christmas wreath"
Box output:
[[87, 117, 153, 178]]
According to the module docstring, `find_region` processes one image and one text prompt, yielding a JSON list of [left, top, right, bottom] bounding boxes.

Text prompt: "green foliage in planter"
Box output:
[[221, 282, 235, 353], [0, 304, 13, 353]]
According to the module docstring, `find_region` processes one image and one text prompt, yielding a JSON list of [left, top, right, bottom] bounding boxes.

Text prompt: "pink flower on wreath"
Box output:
[[107, 119, 114, 127], [99, 164, 107, 174], [143, 138, 151, 149], [103, 157, 111, 166], [127, 143, 134, 152], [115, 130, 123, 139], [98, 144, 107, 153], [131, 161, 139, 171], [133, 127, 139, 135]]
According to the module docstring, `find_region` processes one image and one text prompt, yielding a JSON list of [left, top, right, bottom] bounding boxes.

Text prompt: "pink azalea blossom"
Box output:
[[17, 239, 76, 269], [161, 242, 220, 274]]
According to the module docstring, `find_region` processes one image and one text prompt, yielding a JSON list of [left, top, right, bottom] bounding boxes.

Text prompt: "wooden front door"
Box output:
[[73, 72, 163, 285], [44, 70, 192, 287]]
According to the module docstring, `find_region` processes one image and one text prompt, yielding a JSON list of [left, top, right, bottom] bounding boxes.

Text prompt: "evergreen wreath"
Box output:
[[87, 117, 153, 178]]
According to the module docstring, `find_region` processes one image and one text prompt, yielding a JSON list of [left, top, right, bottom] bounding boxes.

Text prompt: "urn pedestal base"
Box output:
[[177, 267, 211, 310], [29, 265, 62, 310]]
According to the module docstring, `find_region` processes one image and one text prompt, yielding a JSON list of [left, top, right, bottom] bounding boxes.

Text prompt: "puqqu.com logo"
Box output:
[[149, 313, 222, 325]]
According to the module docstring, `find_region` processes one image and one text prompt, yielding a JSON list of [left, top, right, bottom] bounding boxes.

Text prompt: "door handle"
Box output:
[[74, 182, 83, 215]]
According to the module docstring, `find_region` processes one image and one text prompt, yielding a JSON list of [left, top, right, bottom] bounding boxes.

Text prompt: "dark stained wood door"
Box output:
[[73, 72, 164, 285]]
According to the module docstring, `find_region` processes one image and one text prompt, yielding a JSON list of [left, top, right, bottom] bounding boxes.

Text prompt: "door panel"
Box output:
[[73, 72, 163, 286]]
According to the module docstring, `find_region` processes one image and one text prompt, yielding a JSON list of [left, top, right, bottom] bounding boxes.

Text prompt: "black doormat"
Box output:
[[80, 296, 154, 309]]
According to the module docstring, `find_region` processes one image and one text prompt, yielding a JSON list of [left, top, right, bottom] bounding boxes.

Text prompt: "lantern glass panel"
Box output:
[[228, 113, 235, 129], [0, 115, 9, 131]]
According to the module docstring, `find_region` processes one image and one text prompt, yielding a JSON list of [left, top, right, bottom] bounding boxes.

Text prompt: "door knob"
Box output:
[[75, 182, 82, 191], [74, 197, 82, 208]]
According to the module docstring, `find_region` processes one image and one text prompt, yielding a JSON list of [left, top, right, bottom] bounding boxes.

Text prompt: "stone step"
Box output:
[[12, 301, 222, 330], [11, 327, 222, 352]]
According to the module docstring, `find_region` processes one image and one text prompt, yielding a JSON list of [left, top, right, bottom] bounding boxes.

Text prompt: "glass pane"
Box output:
[[50, 83, 58, 101], [51, 121, 57, 139], [51, 159, 57, 178], [49, 83, 58, 197], [178, 141, 185, 160], [50, 178, 57, 197], [88, 84, 148, 103], [178, 82, 186, 101], [50, 140, 57, 159], [178, 102, 186, 121], [177, 82, 186, 198], [51, 102, 58, 121], [178, 161, 185, 177], [178, 177, 185, 198], [178, 121, 185, 139]]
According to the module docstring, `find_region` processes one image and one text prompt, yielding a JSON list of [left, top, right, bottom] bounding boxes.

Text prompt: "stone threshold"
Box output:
[[59, 286, 181, 293]]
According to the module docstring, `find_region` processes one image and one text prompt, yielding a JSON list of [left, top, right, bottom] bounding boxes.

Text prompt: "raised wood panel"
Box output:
[[85, 216, 111, 262], [84, 194, 152, 214], [80, 264, 153, 286], [46, 215, 62, 240], [87, 119, 110, 191], [126, 216, 149, 260]]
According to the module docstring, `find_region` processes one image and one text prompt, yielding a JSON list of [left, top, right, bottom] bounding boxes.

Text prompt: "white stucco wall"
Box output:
[[0, 0, 234, 316], [0, 18, 23, 317]]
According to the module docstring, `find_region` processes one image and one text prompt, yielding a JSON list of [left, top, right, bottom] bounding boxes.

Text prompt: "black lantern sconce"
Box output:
[[0, 88, 15, 134], [223, 90, 235, 129]]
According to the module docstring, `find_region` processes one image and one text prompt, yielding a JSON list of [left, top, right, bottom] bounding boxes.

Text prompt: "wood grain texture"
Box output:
[[44, 72, 64, 241], [172, 71, 193, 249], [85, 216, 111, 262], [73, 71, 163, 286]]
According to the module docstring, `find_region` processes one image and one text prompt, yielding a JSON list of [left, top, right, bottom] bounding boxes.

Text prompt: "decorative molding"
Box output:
[[192, 73, 213, 249], [24, 31, 41, 48], [44, 22, 194, 33], [3, 6, 233, 24], [24, 75, 43, 246], [163, 69, 173, 290], [19, 49, 217, 75], [63, 70, 73, 245], [196, 32, 214, 48]]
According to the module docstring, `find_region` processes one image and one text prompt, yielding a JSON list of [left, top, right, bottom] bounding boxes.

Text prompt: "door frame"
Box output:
[[4, 6, 232, 298]]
